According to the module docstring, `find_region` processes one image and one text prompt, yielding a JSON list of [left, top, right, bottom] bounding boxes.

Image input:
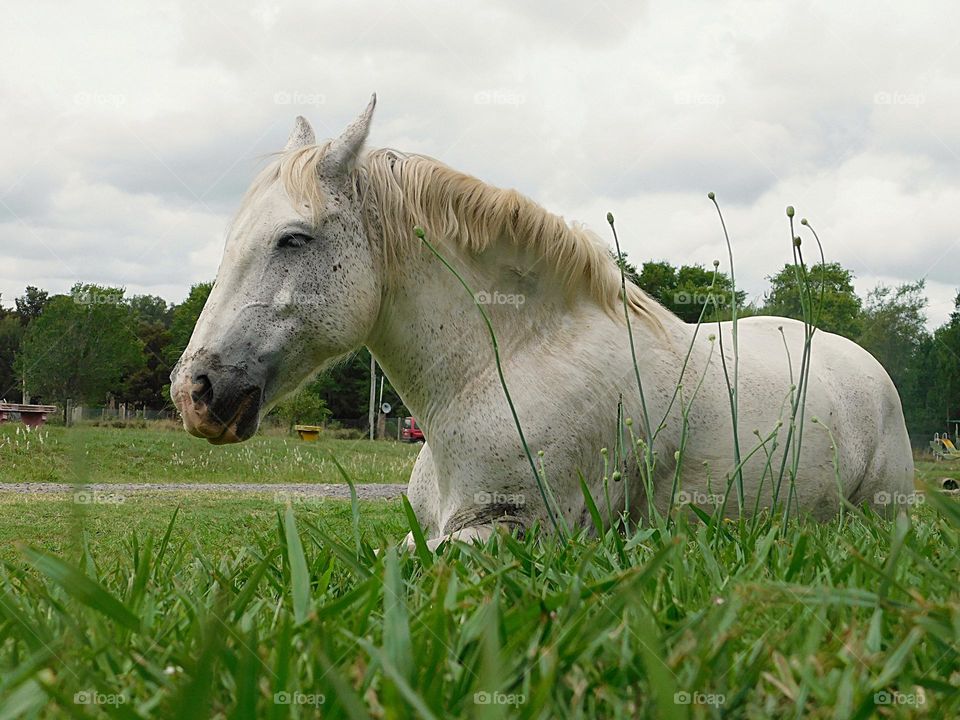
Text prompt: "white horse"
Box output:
[[171, 96, 914, 546]]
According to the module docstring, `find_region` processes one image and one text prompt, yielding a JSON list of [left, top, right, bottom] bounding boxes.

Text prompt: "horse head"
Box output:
[[170, 95, 380, 443]]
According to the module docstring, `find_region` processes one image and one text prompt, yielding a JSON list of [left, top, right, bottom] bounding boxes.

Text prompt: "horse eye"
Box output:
[[277, 232, 313, 249]]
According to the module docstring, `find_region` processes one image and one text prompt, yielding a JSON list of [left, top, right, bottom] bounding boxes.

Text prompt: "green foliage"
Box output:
[[927, 293, 960, 432], [14, 285, 49, 326], [0, 313, 24, 401], [0, 488, 956, 717], [127, 294, 172, 327], [15, 284, 144, 409], [166, 282, 213, 365], [764, 262, 863, 337], [630, 258, 745, 323], [311, 347, 409, 420], [273, 379, 332, 428]]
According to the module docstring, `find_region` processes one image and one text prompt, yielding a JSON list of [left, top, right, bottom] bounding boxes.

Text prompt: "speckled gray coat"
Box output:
[[171, 97, 915, 549]]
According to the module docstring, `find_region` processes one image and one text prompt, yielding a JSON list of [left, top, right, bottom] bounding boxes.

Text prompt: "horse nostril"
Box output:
[[191, 374, 213, 405]]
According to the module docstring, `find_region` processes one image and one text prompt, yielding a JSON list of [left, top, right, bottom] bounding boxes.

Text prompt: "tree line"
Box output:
[[1, 259, 957, 442]]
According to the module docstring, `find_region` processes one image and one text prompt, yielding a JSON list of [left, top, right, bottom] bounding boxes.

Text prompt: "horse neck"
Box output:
[[364, 238, 569, 426]]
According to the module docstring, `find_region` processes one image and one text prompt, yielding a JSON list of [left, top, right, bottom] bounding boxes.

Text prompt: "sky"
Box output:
[[2, 0, 958, 329]]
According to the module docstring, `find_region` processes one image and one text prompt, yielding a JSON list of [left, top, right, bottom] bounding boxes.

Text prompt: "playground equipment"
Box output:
[[0, 403, 58, 428], [931, 432, 960, 461]]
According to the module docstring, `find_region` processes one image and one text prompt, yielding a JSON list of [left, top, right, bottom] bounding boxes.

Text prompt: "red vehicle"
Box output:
[[401, 416, 425, 443]]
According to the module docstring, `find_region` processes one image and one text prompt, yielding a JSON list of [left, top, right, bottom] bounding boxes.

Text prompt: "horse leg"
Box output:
[[401, 442, 440, 547], [850, 444, 915, 518], [411, 525, 495, 552]]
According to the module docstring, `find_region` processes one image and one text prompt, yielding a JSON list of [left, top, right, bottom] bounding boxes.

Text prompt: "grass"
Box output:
[[0, 493, 406, 565], [0, 482, 957, 718], [0, 424, 419, 485], [914, 458, 960, 487], [0, 428, 956, 718]]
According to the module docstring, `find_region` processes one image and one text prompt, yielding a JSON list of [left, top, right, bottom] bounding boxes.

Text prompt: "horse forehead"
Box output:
[[234, 184, 297, 236]]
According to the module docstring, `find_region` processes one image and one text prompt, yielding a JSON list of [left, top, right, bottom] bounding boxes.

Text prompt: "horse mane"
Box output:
[[257, 144, 669, 327]]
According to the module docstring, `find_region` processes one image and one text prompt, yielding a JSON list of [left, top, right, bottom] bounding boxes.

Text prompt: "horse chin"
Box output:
[[206, 396, 262, 445], [179, 386, 262, 445]]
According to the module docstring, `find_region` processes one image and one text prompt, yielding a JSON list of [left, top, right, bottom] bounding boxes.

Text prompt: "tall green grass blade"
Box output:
[[21, 546, 140, 632], [282, 505, 311, 625], [401, 494, 433, 566], [330, 453, 363, 556]]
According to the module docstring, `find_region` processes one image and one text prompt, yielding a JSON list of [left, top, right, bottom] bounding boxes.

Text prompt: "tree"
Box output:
[[612, 251, 642, 287], [128, 294, 172, 327], [121, 320, 174, 409], [763, 262, 862, 337], [272, 379, 332, 429], [15, 286, 49, 326], [121, 294, 175, 408], [928, 292, 960, 435], [629, 259, 744, 323], [15, 284, 144, 418], [166, 282, 213, 365], [857, 281, 928, 389], [0, 314, 23, 402]]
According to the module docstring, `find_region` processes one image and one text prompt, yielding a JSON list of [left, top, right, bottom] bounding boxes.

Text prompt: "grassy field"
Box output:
[[0, 493, 406, 565], [0, 425, 958, 718], [0, 424, 420, 485]]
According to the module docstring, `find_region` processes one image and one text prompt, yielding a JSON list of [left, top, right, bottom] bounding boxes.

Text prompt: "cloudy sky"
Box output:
[[2, 1, 958, 327]]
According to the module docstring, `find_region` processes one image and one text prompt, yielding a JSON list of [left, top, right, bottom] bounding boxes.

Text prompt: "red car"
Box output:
[[401, 417, 425, 443]]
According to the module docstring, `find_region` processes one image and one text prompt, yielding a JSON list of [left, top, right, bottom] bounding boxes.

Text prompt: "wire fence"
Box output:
[[56, 406, 414, 443]]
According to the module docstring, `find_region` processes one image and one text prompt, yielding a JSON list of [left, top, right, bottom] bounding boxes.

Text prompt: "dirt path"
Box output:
[[0, 482, 406, 500]]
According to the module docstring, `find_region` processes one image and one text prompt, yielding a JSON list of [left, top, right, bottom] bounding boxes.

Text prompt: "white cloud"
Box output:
[[1, 0, 958, 329]]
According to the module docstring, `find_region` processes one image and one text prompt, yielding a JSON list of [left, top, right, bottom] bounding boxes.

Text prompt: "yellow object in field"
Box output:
[[294, 425, 322, 441], [943, 437, 959, 452]]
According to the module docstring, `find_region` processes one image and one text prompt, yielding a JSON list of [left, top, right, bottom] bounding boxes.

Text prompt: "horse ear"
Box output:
[[321, 93, 376, 176], [285, 116, 315, 151]]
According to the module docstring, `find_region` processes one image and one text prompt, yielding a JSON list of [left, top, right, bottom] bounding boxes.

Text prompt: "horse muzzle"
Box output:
[[171, 360, 263, 444]]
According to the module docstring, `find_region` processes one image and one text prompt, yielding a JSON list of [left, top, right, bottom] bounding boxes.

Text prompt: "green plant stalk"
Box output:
[[607, 214, 657, 507], [654, 266, 721, 438], [811, 416, 846, 530], [709, 195, 744, 514], [414, 226, 561, 534], [670, 340, 716, 514], [616, 395, 629, 530], [772, 212, 824, 516]]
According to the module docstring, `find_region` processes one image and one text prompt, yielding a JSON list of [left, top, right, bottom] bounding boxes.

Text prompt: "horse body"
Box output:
[[170, 97, 914, 545], [371, 234, 913, 536]]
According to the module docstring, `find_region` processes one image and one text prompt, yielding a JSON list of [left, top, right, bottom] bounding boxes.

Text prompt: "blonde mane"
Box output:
[[256, 144, 668, 325]]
